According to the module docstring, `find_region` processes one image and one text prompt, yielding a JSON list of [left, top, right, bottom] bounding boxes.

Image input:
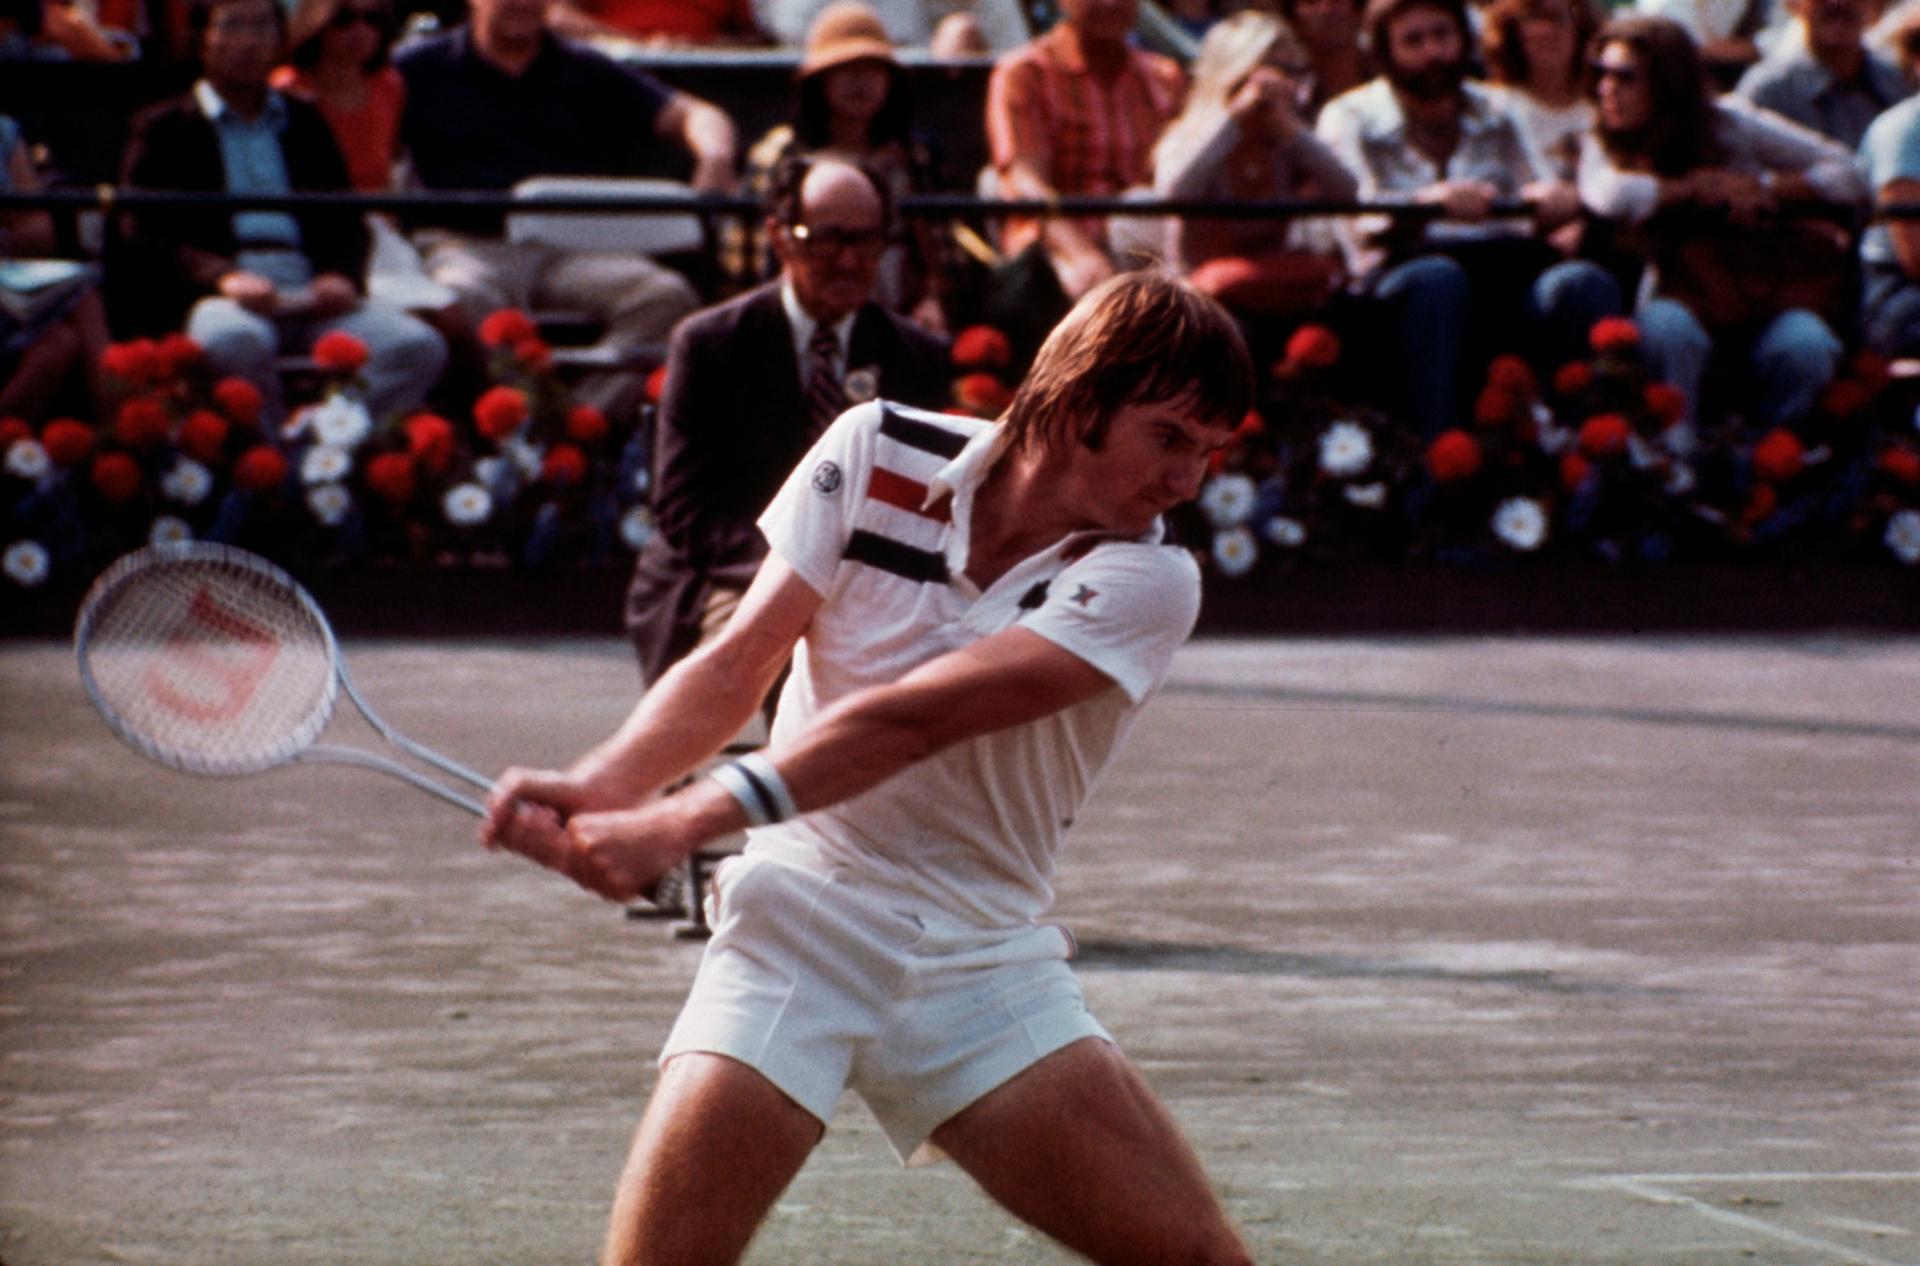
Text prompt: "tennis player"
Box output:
[[483, 269, 1257, 1266]]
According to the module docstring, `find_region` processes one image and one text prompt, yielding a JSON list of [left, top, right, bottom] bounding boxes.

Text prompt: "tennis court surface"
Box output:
[[2, 634, 1915, 1265]]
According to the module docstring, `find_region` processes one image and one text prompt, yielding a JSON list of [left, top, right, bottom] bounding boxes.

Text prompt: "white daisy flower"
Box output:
[[1198, 473, 1257, 529], [1657, 422, 1697, 460], [1627, 433, 1659, 470], [1210, 526, 1258, 577], [1533, 403, 1572, 456], [1261, 515, 1307, 548], [148, 514, 192, 546], [1886, 508, 1920, 566], [3, 539, 49, 587], [1343, 481, 1388, 510], [1319, 420, 1373, 477], [160, 457, 213, 506], [1492, 496, 1549, 552], [443, 482, 493, 527], [310, 391, 373, 449], [5, 439, 50, 482], [307, 482, 352, 526], [1663, 461, 1696, 497], [300, 444, 352, 486], [505, 436, 544, 480], [620, 504, 657, 551]]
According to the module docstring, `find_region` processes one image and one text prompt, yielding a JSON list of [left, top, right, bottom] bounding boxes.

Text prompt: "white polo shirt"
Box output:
[[752, 400, 1202, 927]]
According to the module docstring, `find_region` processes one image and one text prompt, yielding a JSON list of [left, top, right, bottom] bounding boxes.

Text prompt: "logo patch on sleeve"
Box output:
[[811, 460, 844, 495]]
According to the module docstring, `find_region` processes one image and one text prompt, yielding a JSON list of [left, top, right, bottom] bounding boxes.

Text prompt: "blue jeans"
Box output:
[[1637, 299, 1842, 430], [1861, 265, 1920, 358], [187, 295, 448, 425]]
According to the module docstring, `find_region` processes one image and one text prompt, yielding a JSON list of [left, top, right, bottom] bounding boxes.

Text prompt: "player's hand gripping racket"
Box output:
[[74, 542, 491, 816]]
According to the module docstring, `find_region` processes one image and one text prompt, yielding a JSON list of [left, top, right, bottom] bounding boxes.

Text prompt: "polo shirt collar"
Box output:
[[194, 79, 288, 129]]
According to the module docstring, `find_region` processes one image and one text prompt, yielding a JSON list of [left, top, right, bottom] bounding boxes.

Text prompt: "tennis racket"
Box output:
[[74, 542, 492, 816]]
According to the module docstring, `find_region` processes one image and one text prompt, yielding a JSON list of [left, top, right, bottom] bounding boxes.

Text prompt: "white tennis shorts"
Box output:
[[658, 850, 1110, 1166]]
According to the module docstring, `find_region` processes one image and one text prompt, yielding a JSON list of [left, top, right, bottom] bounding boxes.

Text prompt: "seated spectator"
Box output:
[[1480, 0, 1600, 179], [758, 0, 1029, 53], [1856, 92, 1920, 355], [1154, 9, 1358, 318], [1316, 0, 1603, 434], [625, 155, 949, 685], [396, 0, 737, 423], [1279, 0, 1376, 117], [985, 0, 1187, 300], [0, 0, 140, 58], [741, 2, 946, 326], [2, 114, 110, 420], [1735, 0, 1911, 150], [1633, 0, 1778, 83], [271, 0, 404, 194], [118, 0, 447, 423], [1580, 15, 1869, 432], [549, 0, 767, 47]]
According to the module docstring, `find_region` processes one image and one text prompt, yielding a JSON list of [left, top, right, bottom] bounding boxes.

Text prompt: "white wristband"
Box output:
[[709, 754, 797, 826]]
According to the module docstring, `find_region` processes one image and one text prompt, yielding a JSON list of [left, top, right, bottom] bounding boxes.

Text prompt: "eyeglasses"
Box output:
[[786, 223, 888, 256], [329, 5, 386, 26], [1589, 60, 1643, 84]]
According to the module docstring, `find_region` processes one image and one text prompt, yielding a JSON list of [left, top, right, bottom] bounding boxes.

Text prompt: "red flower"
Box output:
[[542, 443, 588, 487], [1578, 413, 1632, 458], [114, 396, 171, 449], [178, 409, 231, 463], [1560, 451, 1593, 490], [514, 337, 552, 372], [1233, 409, 1265, 440], [1426, 429, 1483, 483], [955, 372, 1014, 414], [1473, 385, 1521, 429], [41, 418, 95, 465], [101, 338, 165, 387], [90, 451, 142, 502], [645, 364, 670, 404], [1552, 361, 1593, 396], [952, 325, 1013, 371], [0, 417, 32, 449], [1850, 350, 1891, 396], [472, 386, 528, 441], [1877, 445, 1920, 486], [364, 451, 416, 504], [564, 403, 608, 444], [478, 308, 539, 348], [233, 444, 289, 493], [312, 330, 370, 374], [1588, 316, 1641, 354], [156, 332, 204, 376], [1752, 428, 1804, 483], [212, 377, 265, 426], [1283, 323, 1342, 370], [403, 412, 456, 471], [1742, 482, 1778, 524], [1485, 354, 1536, 398], [1642, 382, 1688, 427], [1817, 379, 1871, 420]]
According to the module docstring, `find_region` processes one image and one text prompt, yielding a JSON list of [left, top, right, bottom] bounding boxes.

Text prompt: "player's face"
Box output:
[[1068, 396, 1231, 535]]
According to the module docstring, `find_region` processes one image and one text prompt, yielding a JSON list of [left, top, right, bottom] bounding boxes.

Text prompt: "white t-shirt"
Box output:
[[751, 400, 1202, 926]]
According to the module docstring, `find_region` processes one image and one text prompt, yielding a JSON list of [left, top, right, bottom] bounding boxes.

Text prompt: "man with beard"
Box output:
[[1315, 0, 1611, 436]]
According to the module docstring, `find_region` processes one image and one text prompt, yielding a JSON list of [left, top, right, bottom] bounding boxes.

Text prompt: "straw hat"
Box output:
[[798, 1, 899, 77]]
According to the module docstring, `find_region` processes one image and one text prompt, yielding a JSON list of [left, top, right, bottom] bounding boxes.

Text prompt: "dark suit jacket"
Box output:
[[116, 91, 368, 332], [624, 280, 951, 682]]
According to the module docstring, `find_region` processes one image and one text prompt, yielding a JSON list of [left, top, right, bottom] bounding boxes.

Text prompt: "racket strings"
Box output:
[[79, 556, 338, 775]]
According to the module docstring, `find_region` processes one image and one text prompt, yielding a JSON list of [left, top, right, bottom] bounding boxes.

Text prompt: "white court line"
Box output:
[[1570, 1173, 1920, 1266]]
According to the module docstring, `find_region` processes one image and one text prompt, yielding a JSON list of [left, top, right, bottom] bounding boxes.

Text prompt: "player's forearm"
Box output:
[[570, 645, 777, 808]]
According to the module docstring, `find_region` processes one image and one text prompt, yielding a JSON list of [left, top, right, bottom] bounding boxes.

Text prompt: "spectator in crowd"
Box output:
[[741, 2, 948, 326], [1634, 0, 1778, 83], [1853, 91, 1920, 354], [118, 0, 447, 422], [2, 114, 110, 420], [1579, 15, 1869, 432], [1278, 0, 1375, 117], [1316, 0, 1601, 434], [625, 155, 949, 687], [271, 0, 404, 194], [396, 0, 736, 423], [1153, 9, 1359, 320], [1480, 0, 1599, 179], [985, 0, 1187, 299], [1735, 0, 1911, 150], [549, 0, 768, 47], [759, 0, 1029, 53], [1, 0, 135, 57]]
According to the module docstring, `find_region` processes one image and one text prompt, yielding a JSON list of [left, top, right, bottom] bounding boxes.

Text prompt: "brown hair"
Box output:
[[1589, 15, 1721, 175], [1002, 270, 1253, 454], [1479, 0, 1599, 88], [285, 0, 394, 70], [1364, 0, 1470, 73]]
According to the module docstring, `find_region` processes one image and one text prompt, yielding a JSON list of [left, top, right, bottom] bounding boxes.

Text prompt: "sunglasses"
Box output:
[[329, 5, 386, 27], [786, 224, 888, 255], [1589, 60, 1643, 83]]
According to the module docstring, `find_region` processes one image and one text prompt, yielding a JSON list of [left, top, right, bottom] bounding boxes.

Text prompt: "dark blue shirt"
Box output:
[[396, 29, 673, 229]]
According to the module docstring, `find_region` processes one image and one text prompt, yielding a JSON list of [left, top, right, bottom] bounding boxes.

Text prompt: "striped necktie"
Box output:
[[804, 325, 847, 434]]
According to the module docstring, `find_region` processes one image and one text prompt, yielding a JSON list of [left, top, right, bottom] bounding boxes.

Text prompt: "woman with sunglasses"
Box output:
[[272, 0, 402, 193]]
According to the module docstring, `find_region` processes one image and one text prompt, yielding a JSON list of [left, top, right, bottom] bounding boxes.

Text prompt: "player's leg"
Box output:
[[929, 1036, 1254, 1266], [601, 1052, 823, 1266]]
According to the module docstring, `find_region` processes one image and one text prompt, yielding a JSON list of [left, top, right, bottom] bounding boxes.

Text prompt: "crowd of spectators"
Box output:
[[6, 0, 1920, 589]]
